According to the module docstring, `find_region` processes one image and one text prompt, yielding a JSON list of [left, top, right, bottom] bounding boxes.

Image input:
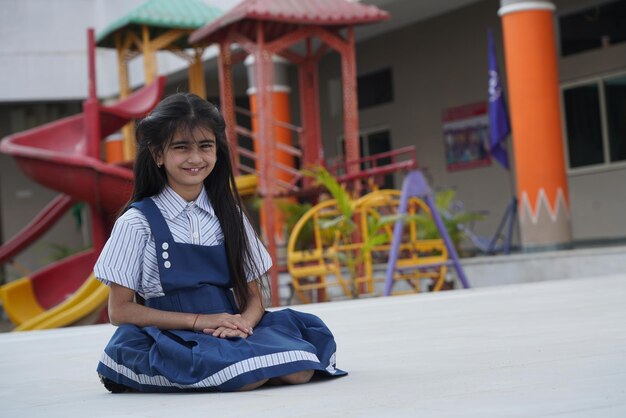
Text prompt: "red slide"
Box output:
[[0, 77, 166, 326], [2, 78, 165, 217]]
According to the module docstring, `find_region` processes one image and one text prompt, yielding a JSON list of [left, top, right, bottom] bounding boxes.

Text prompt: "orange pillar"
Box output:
[[104, 134, 125, 164], [499, 0, 571, 249], [245, 54, 296, 247]]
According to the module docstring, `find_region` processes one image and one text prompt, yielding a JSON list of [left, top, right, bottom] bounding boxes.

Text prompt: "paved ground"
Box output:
[[0, 275, 625, 417]]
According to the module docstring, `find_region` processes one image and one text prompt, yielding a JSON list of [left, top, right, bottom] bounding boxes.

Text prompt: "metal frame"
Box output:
[[214, 23, 363, 306], [384, 170, 470, 296]]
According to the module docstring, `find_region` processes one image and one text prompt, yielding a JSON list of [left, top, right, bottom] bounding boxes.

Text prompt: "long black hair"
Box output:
[[127, 93, 267, 312]]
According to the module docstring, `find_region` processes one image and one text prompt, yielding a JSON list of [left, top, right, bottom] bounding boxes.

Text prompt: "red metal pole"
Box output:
[[298, 38, 323, 172], [87, 28, 97, 101], [298, 39, 326, 302], [84, 28, 100, 160], [256, 23, 280, 307], [341, 27, 361, 195], [84, 28, 105, 251], [218, 39, 239, 176]]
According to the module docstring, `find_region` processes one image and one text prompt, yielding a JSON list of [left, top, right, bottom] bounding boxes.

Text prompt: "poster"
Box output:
[[442, 102, 491, 171]]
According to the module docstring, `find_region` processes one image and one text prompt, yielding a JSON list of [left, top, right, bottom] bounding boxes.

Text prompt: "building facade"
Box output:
[[1, 0, 625, 281]]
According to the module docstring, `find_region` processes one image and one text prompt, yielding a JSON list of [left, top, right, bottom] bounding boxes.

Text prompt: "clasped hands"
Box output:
[[193, 313, 254, 339]]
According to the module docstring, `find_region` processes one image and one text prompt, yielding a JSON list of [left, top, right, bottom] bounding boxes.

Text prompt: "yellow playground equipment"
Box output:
[[287, 189, 449, 303]]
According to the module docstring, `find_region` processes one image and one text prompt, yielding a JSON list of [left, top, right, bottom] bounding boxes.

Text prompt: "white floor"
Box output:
[[1, 275, 625, 418]]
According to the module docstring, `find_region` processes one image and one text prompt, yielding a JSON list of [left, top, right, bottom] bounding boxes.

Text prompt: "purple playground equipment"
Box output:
[[384, 170, 470, 296]]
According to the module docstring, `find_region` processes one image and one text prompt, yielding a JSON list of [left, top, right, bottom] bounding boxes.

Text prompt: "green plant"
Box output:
[[412, 189, 484, 251], [277, 200, 314, 250], [303, 167, 358, 295], [303, 166, 404, 298]]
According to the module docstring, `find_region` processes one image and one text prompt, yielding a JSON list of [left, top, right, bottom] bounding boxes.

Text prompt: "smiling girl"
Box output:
[[95, 93, 346, 392]]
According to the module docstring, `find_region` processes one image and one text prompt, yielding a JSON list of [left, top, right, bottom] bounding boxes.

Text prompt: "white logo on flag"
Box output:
[[489, 70, 501, 102]]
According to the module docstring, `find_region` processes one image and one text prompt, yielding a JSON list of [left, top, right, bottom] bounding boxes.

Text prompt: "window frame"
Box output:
[[561, 69, 626, 176], [557, 0, 626, 57], [356, 67, 394, 110], [336, 125, 392, 158], [335, 125, 395, 188]]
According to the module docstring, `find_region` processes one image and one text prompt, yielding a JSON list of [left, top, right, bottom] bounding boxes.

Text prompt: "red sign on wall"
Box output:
[[442, 102, 491, 172]]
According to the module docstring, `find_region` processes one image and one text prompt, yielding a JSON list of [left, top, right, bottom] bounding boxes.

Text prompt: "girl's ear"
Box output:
[[151, 149, 163, 168]]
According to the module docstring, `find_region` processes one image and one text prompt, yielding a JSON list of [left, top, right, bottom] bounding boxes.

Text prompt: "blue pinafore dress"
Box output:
[[96, 199, 346, 392]]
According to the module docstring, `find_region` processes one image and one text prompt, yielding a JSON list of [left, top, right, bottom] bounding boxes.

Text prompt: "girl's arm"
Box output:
[[108, 283, 252, 334], [240, 280, 265, 327], [206, 280, 265, 338]]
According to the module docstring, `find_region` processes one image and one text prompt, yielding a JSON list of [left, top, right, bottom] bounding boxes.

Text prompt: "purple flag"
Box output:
[[488, 29, 511, 170]]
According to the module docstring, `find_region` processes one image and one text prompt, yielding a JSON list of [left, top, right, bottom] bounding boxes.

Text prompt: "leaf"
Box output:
[[435, 188, 455, 212], [318, 216, 346, 230], [304, 166, 353, 219], [369, 233, 390, 247], [376, 214, 405, 227]]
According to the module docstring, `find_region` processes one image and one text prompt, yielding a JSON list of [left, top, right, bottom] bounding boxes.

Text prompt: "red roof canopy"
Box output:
[[189, 0, 389, 44]]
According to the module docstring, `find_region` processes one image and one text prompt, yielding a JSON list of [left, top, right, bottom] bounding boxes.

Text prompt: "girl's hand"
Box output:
[[204, 326, 250, 339], [193, 313, 253, 335]]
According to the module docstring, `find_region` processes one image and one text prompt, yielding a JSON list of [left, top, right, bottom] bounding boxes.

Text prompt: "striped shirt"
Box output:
[[94, 185, 272, 299]]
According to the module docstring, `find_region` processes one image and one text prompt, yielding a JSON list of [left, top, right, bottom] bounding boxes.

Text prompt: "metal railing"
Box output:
[[233, 106, 419, 195], [234, 106, 304, 194]]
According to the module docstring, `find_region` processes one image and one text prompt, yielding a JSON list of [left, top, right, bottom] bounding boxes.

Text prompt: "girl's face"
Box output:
[[155, 126, 217, 201]]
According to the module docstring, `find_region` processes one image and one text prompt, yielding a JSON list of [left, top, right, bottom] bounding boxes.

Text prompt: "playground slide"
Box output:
[[0, 78, 166, 330], [13, 274, 109, 331], [0, 194, 76, 263], [0, 249, 97, 326], [235, 173, 258, 197], [3, 175, 256, 331], [0, 78, 259, 331], [1, 82, 167, 217]]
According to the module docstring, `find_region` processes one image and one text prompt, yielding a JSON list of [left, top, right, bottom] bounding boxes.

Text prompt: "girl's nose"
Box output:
[[187, 147, 203, 162]]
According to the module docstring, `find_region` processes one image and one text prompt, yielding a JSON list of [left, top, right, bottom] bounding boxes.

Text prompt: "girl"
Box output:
[[95, 93, 346, 392]]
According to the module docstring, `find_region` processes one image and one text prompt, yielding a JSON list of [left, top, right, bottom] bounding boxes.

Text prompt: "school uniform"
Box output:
[[95, 186, 346, 392]]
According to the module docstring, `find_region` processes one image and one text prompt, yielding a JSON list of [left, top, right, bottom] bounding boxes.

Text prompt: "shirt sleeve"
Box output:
[[243, 215, 273, 281], [94, 210, 149, 292]]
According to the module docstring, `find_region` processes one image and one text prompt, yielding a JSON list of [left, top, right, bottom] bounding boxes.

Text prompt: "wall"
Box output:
[[462, 244, 626, 287], [319, 0, 514, 244], [0, 0, 235, 102], [555, 0, 626, 241], [318, 0, 626, 245]]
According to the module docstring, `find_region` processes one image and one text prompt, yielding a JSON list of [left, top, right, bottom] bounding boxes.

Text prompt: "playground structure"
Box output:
[[189, 0, 391, 305], [384, 170, 470, 296], [287, 189, 448, 302], [287, 171, 469, 304], [0, 0, 462, 330], [95, 0, 223, 160], [0, 32, 263, 331], [0, 2, 259, 331], [0, 31, 166, 330]]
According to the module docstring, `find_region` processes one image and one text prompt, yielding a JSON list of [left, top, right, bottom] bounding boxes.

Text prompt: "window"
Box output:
[[338, 128, 394, 189], [563, 74, 626, 169], [357, 68, 393, 109], [559, 0, 626, 57], [606, 76, 626, 162]]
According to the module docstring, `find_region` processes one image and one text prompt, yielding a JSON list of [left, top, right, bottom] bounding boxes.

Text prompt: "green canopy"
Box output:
[[96, 0, 222, 49]]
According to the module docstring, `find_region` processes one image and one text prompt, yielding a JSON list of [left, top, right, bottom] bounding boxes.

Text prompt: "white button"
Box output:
[[162, 242, 169, 250], [192, 232, 199, 239], [162, 251, 169, 259], [164, 261, 171, 269]]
